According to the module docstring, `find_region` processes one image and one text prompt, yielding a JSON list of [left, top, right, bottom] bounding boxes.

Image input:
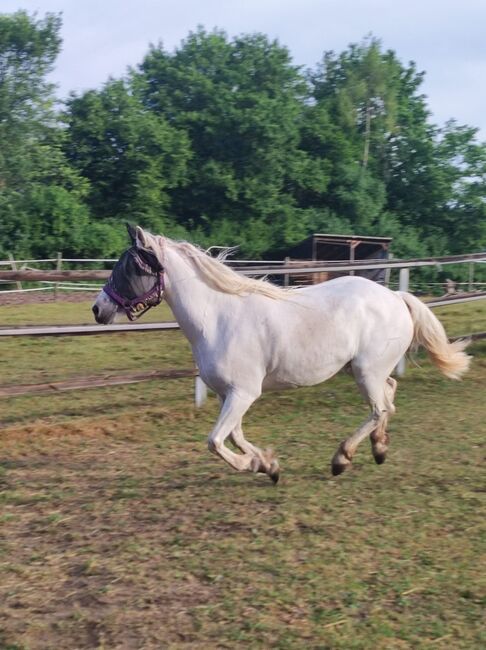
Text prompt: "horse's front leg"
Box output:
[[208, 392, 277, 482], [230, 420, 280, 484]]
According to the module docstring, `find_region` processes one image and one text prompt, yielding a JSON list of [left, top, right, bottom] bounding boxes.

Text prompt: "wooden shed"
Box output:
[[284, 233, 392, 285]]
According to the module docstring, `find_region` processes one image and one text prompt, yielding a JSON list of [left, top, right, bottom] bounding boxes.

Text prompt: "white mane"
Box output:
[[141, 230, 290, 300]]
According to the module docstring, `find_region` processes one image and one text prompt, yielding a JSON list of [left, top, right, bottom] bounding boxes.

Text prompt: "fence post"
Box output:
[[55, 252, 62, 298], [348, 240, 360, 276], [8, 254, 22, 291], [384, 253, 393, 288], [284, 256, 290, 287], [195, 376, 208, 407], [468, 262, 474, 292], [396, 267, 410, 376]]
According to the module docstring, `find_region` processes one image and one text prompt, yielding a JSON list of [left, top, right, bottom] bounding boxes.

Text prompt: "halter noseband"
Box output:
[[103, 248, 165, 321]]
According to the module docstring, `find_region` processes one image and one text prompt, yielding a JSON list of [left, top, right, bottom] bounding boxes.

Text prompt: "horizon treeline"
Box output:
[[0, 11, 485, 271]]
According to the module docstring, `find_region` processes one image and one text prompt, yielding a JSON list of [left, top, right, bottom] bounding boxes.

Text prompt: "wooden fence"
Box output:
[[0, 252, 485, 403], [0, 250, 485, 287]]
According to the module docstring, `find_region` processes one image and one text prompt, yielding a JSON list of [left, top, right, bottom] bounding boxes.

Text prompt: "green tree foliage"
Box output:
[[0, 11, 90, 257], [0, 14, 485, 270], [312, 38, 401, 170], [135, 28, 327, 254], [309, 37, 486, 258], [64, 79, 191, 240]]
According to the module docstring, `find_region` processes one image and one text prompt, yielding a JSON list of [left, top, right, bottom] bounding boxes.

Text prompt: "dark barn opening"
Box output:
[[282, 233, 392, 285]]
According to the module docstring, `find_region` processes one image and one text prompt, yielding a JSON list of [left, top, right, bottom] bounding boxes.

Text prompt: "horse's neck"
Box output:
[[162, 247, 221, 344]]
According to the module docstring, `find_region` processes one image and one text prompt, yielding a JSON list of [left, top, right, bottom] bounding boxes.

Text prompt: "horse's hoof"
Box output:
[[331, 443, 352, 476], [270, 471, 279, 484], [371, 433, 389, 465], [331, 461, 349, 476], [268, 459, 280, 484]]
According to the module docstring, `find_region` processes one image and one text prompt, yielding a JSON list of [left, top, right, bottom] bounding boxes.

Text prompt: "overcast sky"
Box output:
[[4, 0, 486, 140]]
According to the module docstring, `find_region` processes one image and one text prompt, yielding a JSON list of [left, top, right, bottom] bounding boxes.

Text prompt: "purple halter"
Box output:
[[103, 248, 165, 321]]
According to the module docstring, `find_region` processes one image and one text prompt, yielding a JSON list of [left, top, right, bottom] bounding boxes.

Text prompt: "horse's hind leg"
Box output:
[[331, 408, 384, 475], [370, 377, 397, 465], [331, 367, 393, 476]]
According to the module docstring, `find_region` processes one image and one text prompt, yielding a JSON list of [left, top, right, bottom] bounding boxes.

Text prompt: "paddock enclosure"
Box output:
[[0, 296, 485, 649]]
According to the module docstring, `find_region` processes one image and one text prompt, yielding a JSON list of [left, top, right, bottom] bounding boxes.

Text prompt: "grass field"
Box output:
[[0, 298, 485, 649]]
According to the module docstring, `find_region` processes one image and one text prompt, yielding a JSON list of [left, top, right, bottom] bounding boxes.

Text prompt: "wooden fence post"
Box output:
[[284, 257, 290, 287], [8, 254, 22, 291], [468, 262, 474, 292], [396, 267, 410, 376], [55, 252, 62, 298], [384, 253, 393, 288]]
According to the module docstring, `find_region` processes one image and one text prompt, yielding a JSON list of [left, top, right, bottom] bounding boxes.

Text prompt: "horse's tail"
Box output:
[[397, 291, 471, 380]]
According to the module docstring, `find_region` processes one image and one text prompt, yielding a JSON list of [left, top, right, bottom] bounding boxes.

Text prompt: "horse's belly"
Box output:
[[262, 356, 347, 391]]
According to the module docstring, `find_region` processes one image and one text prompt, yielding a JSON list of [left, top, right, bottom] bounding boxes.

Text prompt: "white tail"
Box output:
[[398, 292, 471, 380]]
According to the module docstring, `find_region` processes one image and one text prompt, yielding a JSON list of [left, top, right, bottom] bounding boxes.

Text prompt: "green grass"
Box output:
[[0, 296, 175, 326], [433, 300, 486, 337], [0, 299, 485, 649], [0, 300, 191, 387]]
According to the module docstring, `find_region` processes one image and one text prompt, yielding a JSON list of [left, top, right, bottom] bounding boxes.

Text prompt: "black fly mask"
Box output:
[[103, 246, 164, 321]]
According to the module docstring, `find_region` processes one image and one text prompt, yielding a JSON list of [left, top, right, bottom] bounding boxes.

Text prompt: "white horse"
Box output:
[[92, 225, 471, 482]]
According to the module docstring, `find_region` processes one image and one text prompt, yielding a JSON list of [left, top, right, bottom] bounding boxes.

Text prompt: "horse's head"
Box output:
[[92, 224, 165, 324]]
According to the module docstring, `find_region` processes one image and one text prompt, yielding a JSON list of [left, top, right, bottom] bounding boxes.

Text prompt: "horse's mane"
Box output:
[[144, 231, 290, 299]]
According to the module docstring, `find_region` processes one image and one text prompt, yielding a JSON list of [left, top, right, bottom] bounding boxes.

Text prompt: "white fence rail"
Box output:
[[0, 252, 485, 401], [1, 251, 485, 274], [1, 251, 485, 295], [0, 290, 484, 406]]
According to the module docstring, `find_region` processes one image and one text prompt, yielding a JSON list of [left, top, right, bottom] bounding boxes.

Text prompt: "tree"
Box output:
[[135, 28, 322, 255], [304, 40, 395, 236], [431, 121, 486, 253], [308, 37, 486, 259], [0, 11, 90, 257], [2, 17, 482, 265], [64, 79, 191, 239], [311, 38, 402, 172]]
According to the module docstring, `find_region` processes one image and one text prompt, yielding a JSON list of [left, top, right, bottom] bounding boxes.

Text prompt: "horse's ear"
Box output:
[[135, 225, 147, 248], [126, 223, 137, 245], [127, 223, 149, 248]]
